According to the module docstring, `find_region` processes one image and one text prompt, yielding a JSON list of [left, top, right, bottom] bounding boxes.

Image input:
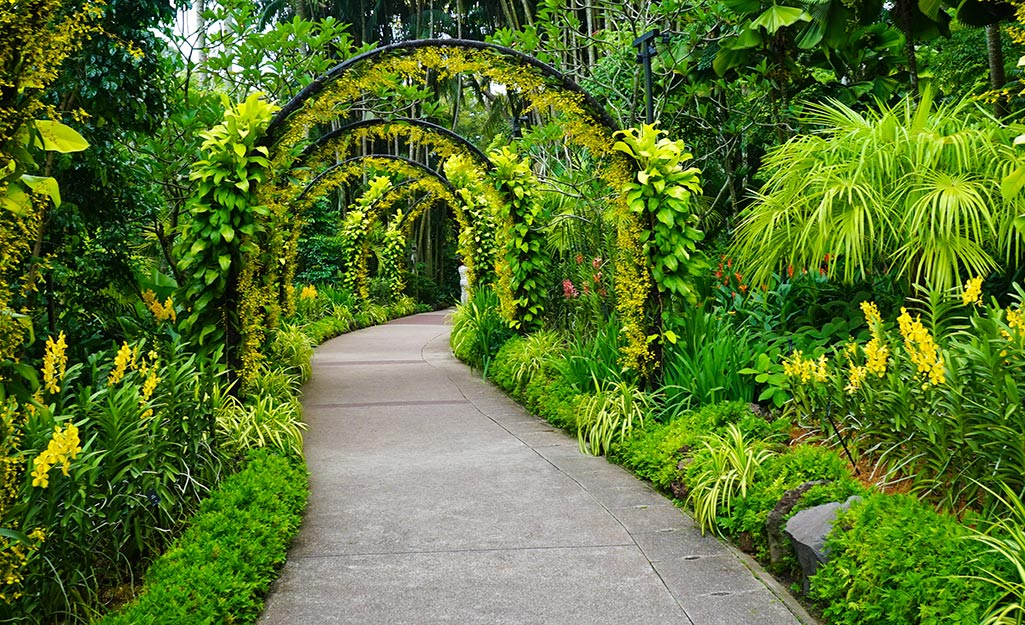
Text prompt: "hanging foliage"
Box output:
[[490, 147, 549, 332], [610, 124, 705, 380], [445, 154, 500, 291], [176, 93, 279, 376], [379, 211, 408, 302]]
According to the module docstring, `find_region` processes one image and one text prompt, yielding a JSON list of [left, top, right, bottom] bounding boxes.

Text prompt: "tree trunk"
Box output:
[[585, 1, 596, 68], [987, 23, 1008, 118]]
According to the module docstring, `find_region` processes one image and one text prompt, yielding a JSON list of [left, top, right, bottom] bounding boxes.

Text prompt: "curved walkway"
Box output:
[[258, 310, 810, 625]]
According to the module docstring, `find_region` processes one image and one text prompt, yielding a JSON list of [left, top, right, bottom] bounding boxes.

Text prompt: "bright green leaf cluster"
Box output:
[[489, 147, 548, 332], [613, 124, 705, 304], [176, 93, 279, 361]]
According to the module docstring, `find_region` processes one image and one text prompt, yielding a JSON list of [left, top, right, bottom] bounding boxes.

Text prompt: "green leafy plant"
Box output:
[[95, 450, 308, 625], [268, 324, 314, 383], [612, 124, 705, 304], [731, 92, 1025, 291], [662, 307, 759, 409], [450, 286, 514, 373], [176, 93, 278, 369], [970, 483, 1025, 625], [576, 379, 657, 456], [686, 424, 776, 534], [810, 493, 1004, 625], [216, 384, 306, 458], [489, 147, 549, 332]]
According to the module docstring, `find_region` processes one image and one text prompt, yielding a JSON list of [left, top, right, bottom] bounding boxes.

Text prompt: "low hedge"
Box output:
[[455, 323, 1013, 625], [96, 450, 308, 625]]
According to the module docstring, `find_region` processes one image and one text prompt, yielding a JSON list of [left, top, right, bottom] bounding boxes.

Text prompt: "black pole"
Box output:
[[633, 29, 659, 124]]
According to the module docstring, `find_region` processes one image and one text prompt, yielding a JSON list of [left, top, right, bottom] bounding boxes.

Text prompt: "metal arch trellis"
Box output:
[[296, 154, 457, 207], [265, 38, 620, 145], [295, 118, 493, 172]]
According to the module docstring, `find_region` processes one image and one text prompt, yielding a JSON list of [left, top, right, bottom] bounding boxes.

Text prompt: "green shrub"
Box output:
[[723, 445, 864, 558], [450, 287, 514, 372], [810, 493, 1006, 625], [269, 324, 314, 383], [96, 450, 308, 625], [523, 367, 582, 430], [612, 401, 787, 491]]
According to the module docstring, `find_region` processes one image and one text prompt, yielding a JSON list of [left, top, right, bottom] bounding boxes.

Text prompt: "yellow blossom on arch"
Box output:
[[962, 277, 983, 306]]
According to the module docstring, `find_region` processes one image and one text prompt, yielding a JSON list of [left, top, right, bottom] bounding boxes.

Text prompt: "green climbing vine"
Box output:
[[489, 147, 548, 332], [176, 93, 278, 374], [611, 124, 705, 379], [378, 211, 407, 302], [339, 176, 392, 302], [445, 154, 499, 291]]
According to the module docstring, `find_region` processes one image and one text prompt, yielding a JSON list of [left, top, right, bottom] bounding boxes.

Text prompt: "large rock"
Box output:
[[765, 480, 830, 566], [784, 495, 861, 592]]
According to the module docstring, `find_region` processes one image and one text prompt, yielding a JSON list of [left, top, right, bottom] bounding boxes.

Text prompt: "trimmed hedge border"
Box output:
[[95, 450, 308, 625]]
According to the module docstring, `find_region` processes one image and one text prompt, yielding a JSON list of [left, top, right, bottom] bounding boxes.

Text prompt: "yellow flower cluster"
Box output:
[[864, 337, 889, 377], [860, 301, 882, 326], [138, 353, 160, 419], [845, 365, 868, 393], [897, 307, 945, 387], [783, 350, 829, 383], [108, 341, 137, 385], [962, 277, 983, 306], [1008, 306, 1024, 332], [299, 284, 318, 300], [30, 423, 82, 489], [142, 289, 176, 322], [41, 331, 67, 395]]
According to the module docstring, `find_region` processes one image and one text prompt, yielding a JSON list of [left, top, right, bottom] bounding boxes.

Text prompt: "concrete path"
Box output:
[[258, 310, 809, 625]]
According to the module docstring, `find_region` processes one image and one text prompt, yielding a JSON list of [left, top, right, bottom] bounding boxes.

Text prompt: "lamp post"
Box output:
[[633, 29, 660, 124]]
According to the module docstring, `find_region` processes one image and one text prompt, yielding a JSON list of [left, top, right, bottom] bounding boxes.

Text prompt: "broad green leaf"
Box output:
[[1002, 165, 1025, 199], [0, 182, 31, 216], [33, 120, 89, 153], [724, 0, 762, 13], [749, 6, 811, 34], [21, 175, 60, 207], [218, 254, 231, 272]]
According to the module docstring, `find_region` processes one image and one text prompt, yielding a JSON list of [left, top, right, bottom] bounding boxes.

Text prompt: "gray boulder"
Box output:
[[784, 495, 861, 592]]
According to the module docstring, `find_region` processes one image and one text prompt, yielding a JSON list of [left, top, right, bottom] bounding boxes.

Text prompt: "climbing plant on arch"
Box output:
[[180, 39, 704, 385]]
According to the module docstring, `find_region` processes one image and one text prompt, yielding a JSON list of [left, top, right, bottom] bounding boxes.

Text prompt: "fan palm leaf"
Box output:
[[732, 91, 1025, 290]]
